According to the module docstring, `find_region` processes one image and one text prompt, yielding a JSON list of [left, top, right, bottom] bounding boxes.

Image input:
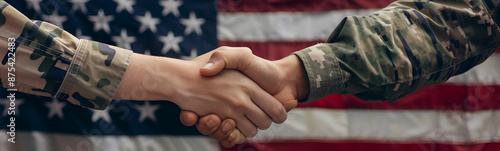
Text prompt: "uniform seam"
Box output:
[[109, 49, 132, 103], [56, 39, 87, 106], [3, 35, 73, 62], [295, 52, 319, 103]]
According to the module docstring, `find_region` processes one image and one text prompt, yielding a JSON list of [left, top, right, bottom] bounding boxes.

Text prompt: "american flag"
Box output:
[[1, 0, 500, 151]]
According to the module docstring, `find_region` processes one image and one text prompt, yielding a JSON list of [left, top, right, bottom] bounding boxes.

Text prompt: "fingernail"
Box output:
[[206, 119, 216, 129], [182, 117, 193, 125], [222, 122, 232, 133], [227, 132, 236, 142], [203, 62, 214, 69]]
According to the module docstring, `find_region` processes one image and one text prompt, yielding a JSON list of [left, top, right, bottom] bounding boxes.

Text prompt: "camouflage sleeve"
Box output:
[[294, 0, 500, 103], [0, 2, 132, 110]]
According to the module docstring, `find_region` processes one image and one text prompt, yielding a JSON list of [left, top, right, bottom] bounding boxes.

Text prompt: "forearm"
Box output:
[[0, 2, 131, 109], [274, 55, 309, 101], [114, 53, 178, 101], [295, 0, 500, 103]]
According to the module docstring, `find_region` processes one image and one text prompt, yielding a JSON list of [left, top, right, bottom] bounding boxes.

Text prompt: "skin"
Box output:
[[114, 51, 288, 137], [180, 47, 310, 147]]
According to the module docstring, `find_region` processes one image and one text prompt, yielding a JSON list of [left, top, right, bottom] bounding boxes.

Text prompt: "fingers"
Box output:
[[196, 116, 247, 148], [234, 115, 258, 137], [207, 118, 247, 148], [244, 100, 273, 130], [250, 89, 287, 124], [179, 110, 199, 126], [221, 128, 247, 148], [199, 116, 248, 148], [209, 118, 236, 140], [198, 116, 247, 148], [195, 114, 222, 135]]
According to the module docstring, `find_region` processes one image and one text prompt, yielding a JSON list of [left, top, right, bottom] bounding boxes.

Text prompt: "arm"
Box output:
[[0, 2, 287, 137], [182, 0, 500, 147], [296, 0, 500, 103], [0, 1, 130, 110]]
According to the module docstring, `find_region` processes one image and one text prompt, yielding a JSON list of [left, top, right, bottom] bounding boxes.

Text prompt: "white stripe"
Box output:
[[446, 53, 500, 85], [250, 108, 500, 143], [0, 131, 219, 151], [218, 10, 377, 42]]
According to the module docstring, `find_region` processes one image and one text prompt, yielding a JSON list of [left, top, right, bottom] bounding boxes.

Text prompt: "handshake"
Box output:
[[115, 46, 310, 147], [116, 46, 309, 148], [178, 46, 309, 147]]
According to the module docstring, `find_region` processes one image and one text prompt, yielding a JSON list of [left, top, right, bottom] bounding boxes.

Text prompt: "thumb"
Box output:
[[200, 47, 254, 76], [283, 99, 298, 112], [200, 51, 226, 76]]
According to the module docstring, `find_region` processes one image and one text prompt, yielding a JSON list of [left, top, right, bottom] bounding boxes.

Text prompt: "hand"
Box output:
[[201, 47, 309, 108], [180, 46, 310, 147], [115, 53, 288, 137]]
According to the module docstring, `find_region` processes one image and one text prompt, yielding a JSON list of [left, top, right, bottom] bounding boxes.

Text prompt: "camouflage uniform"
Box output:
[[1, 0, 499, 110], [0, 1, 131, 110], [294, 0, 500, 103]]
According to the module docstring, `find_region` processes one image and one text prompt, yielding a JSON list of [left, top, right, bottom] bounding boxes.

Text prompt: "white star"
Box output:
[[135, 102, 160, 122], [69, 0, 89, 13], [112, 29, 136, 50], [26, 0, 42, 12], [91, 107, 112, 123], [75, 29, 92, 40], [44, 98, 66, 119], [114, 0, 136, 14], [89, 9, 114, 34], [0, 99, 23, 116], [181, 12, 205, 35], [135, 11, 160, 33], [181, 49, 198, 60], [42, 10, 68, 28], [160, 32, 183, 54], [160, 0, 182, 17]]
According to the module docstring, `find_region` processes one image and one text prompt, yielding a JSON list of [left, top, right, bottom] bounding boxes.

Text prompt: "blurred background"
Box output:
[[0, 0, 499, 150]]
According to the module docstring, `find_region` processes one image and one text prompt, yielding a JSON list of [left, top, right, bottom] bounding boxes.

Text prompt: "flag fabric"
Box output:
[[0, 0, 219, 151], [0, 0, 499, 151], [218, 0, 500, 151]]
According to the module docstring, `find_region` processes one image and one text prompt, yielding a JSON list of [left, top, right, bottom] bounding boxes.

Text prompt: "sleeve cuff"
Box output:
[[56, 39, 132, 110], [293, 44, 345, 103]]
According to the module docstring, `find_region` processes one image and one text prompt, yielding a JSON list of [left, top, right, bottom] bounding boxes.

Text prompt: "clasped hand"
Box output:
[[179, 46, 309, 147], [116, 46, 308, 147]]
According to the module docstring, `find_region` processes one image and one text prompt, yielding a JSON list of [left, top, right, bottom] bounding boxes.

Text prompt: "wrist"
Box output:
[[275, 55, 309, 100], [115, 53, 177, 101]]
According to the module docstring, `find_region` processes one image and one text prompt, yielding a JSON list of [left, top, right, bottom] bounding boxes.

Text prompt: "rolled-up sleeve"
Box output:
[[0, 2, 132, 110]]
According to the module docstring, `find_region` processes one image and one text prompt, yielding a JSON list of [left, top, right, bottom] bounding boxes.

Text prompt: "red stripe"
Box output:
[[222, 141, 500, 151], [219, 41, 321, 60], [218, 0, 396, 12], [298, 84, 500, 111]]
